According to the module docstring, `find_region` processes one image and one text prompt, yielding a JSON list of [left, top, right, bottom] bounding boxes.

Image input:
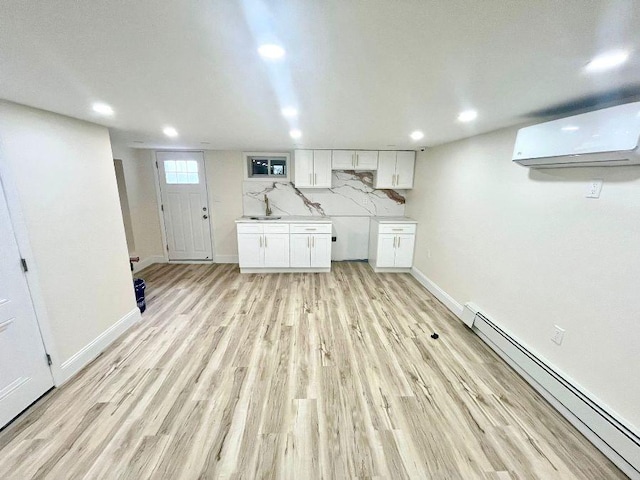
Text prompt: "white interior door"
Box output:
[[0, 181, 53, 428], [157, 151, 212, 261]]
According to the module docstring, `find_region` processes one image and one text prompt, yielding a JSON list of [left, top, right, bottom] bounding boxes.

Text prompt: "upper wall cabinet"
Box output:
[[331, 150, 378, 170], [293, 150, 332, 188], [375, 151, 415, 189]]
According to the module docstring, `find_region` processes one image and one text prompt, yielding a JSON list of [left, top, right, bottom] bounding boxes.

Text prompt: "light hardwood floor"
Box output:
[[0, 262, 626, 479]]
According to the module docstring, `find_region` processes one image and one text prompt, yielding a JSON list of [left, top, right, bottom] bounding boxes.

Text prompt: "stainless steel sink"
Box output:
[[249, 216, 282, 221]]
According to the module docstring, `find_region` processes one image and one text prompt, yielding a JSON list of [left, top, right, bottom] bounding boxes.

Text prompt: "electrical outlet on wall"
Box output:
[[585, 179, 603, 198], [552, 325, 565, 345]]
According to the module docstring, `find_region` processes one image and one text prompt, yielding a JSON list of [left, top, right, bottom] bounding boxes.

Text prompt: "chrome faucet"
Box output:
[[264, 194, 272, 216]]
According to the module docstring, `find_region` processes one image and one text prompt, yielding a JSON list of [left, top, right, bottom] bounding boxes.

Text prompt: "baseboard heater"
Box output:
[[462, 303, 640, 479]]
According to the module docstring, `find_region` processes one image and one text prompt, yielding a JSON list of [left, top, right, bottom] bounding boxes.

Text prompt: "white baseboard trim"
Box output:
[[410, 266, 640, 479], [410, 266, 464, 317], [58, 307, 141, 385], [133, 255, 166, 273], [215, 254, 239, 264]]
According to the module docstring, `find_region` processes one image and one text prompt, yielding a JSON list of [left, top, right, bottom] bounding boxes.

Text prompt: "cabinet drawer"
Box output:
[[264, 224, 289, 234], [237, 223, 263, 234], [378, 224, 416, 234], [290, 223, 332, 234]]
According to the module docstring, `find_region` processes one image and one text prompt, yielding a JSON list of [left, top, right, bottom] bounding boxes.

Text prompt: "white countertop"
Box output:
[[236, 215, 332, 224], [372, 216, 417, 224]]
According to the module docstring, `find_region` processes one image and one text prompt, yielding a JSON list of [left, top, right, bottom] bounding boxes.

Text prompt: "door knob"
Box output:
[[203, 215, 209, 219]]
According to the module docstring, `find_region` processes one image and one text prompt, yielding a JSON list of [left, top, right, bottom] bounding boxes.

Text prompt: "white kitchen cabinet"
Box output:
[[331, 150, 378, 170], [294, 150, 332, 188], [237, 223, 290, 269], [237, 219, 332, 272], [289, 223, 332, 268], [375, 151, 415, 189], [368, 219, 417, 272]]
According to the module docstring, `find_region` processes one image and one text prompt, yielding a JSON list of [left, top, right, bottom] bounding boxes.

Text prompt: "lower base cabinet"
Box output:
[[290, 223, 332, 268], [237, 221, 331, 272], [237, 223, 290, 269], [368, 220, 417, 272]]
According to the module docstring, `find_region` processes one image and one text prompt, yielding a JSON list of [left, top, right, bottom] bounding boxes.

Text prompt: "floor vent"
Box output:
[[463, 303, 640, 479]]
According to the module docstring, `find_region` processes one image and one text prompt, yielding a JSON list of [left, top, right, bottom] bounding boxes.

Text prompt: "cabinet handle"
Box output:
[[264, 235, 267, 248], [393, 236, 396, 248], [352, 153, 355, 167], [314, 173, 317, 185], [259, 236, 262, 247], [305, 228, 317, 231], [309, 173, 312, 184], [356, 153, 359, 166], [397, 236, 401, 248], [392, 228, 403, 232], [397, 174, 400, 186], [312, 236, 315, 248]]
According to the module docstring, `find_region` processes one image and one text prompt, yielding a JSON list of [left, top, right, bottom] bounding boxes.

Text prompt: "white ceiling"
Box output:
[[1, 0, 640, 151]]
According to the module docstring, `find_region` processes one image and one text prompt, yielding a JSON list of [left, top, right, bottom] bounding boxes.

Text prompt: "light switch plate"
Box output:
[[586, 179, 603, 198]]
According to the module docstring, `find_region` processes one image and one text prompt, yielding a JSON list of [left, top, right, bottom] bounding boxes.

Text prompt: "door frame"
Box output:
[[152, 150, 215, 264], [0, 155, 61, 385]]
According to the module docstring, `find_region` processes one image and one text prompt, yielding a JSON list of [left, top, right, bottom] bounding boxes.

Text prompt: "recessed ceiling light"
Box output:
[[585, 50, 629, 72], [410, 131, 424, 141], [281, 107, 298, 118], [561, 125, 579, 132], [163, 126, 178, 138], [457, 110, 478, 122], [92, 102, 114, 116], [258, 44, 285, 60], [289, 129, 302, 139]]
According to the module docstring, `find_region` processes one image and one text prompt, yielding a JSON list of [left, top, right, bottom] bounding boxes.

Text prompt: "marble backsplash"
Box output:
[[243, 171, 406, 217]]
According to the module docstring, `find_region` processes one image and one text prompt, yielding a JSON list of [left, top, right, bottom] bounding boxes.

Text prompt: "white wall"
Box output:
[[0, 101, 138, 372], [204, 150, 244, 262], [405, 126, 640, 431]]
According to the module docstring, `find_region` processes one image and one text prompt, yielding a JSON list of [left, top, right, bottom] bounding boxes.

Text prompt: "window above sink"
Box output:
[[243, 152, 290, 182]]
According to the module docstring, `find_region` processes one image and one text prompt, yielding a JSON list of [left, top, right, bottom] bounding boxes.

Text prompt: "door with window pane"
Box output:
[[156, 151, 212, 261]]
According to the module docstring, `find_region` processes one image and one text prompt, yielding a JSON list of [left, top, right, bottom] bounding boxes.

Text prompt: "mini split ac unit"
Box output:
[[513, 101, 640, 168]]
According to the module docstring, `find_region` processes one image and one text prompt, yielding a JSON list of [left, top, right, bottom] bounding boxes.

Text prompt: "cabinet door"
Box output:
[[294, 150, 314, 187], [310, 234, 332, 268], [395, 151, 415, 189], [264, 233, 290, 268], [394, 234, 415, 267], [331, 150, 355, 170], [238, 234, 263, 268], [354, 151, 378, 170], [290, 234, 311, 267], [376, 234, 397, 267], [375, 151, 397, 188], [313, 150, 332, 188]]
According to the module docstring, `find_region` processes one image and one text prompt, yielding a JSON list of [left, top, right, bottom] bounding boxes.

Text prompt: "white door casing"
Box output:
[[156, 151, 212, 261], [0, 181, 54, 428]]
